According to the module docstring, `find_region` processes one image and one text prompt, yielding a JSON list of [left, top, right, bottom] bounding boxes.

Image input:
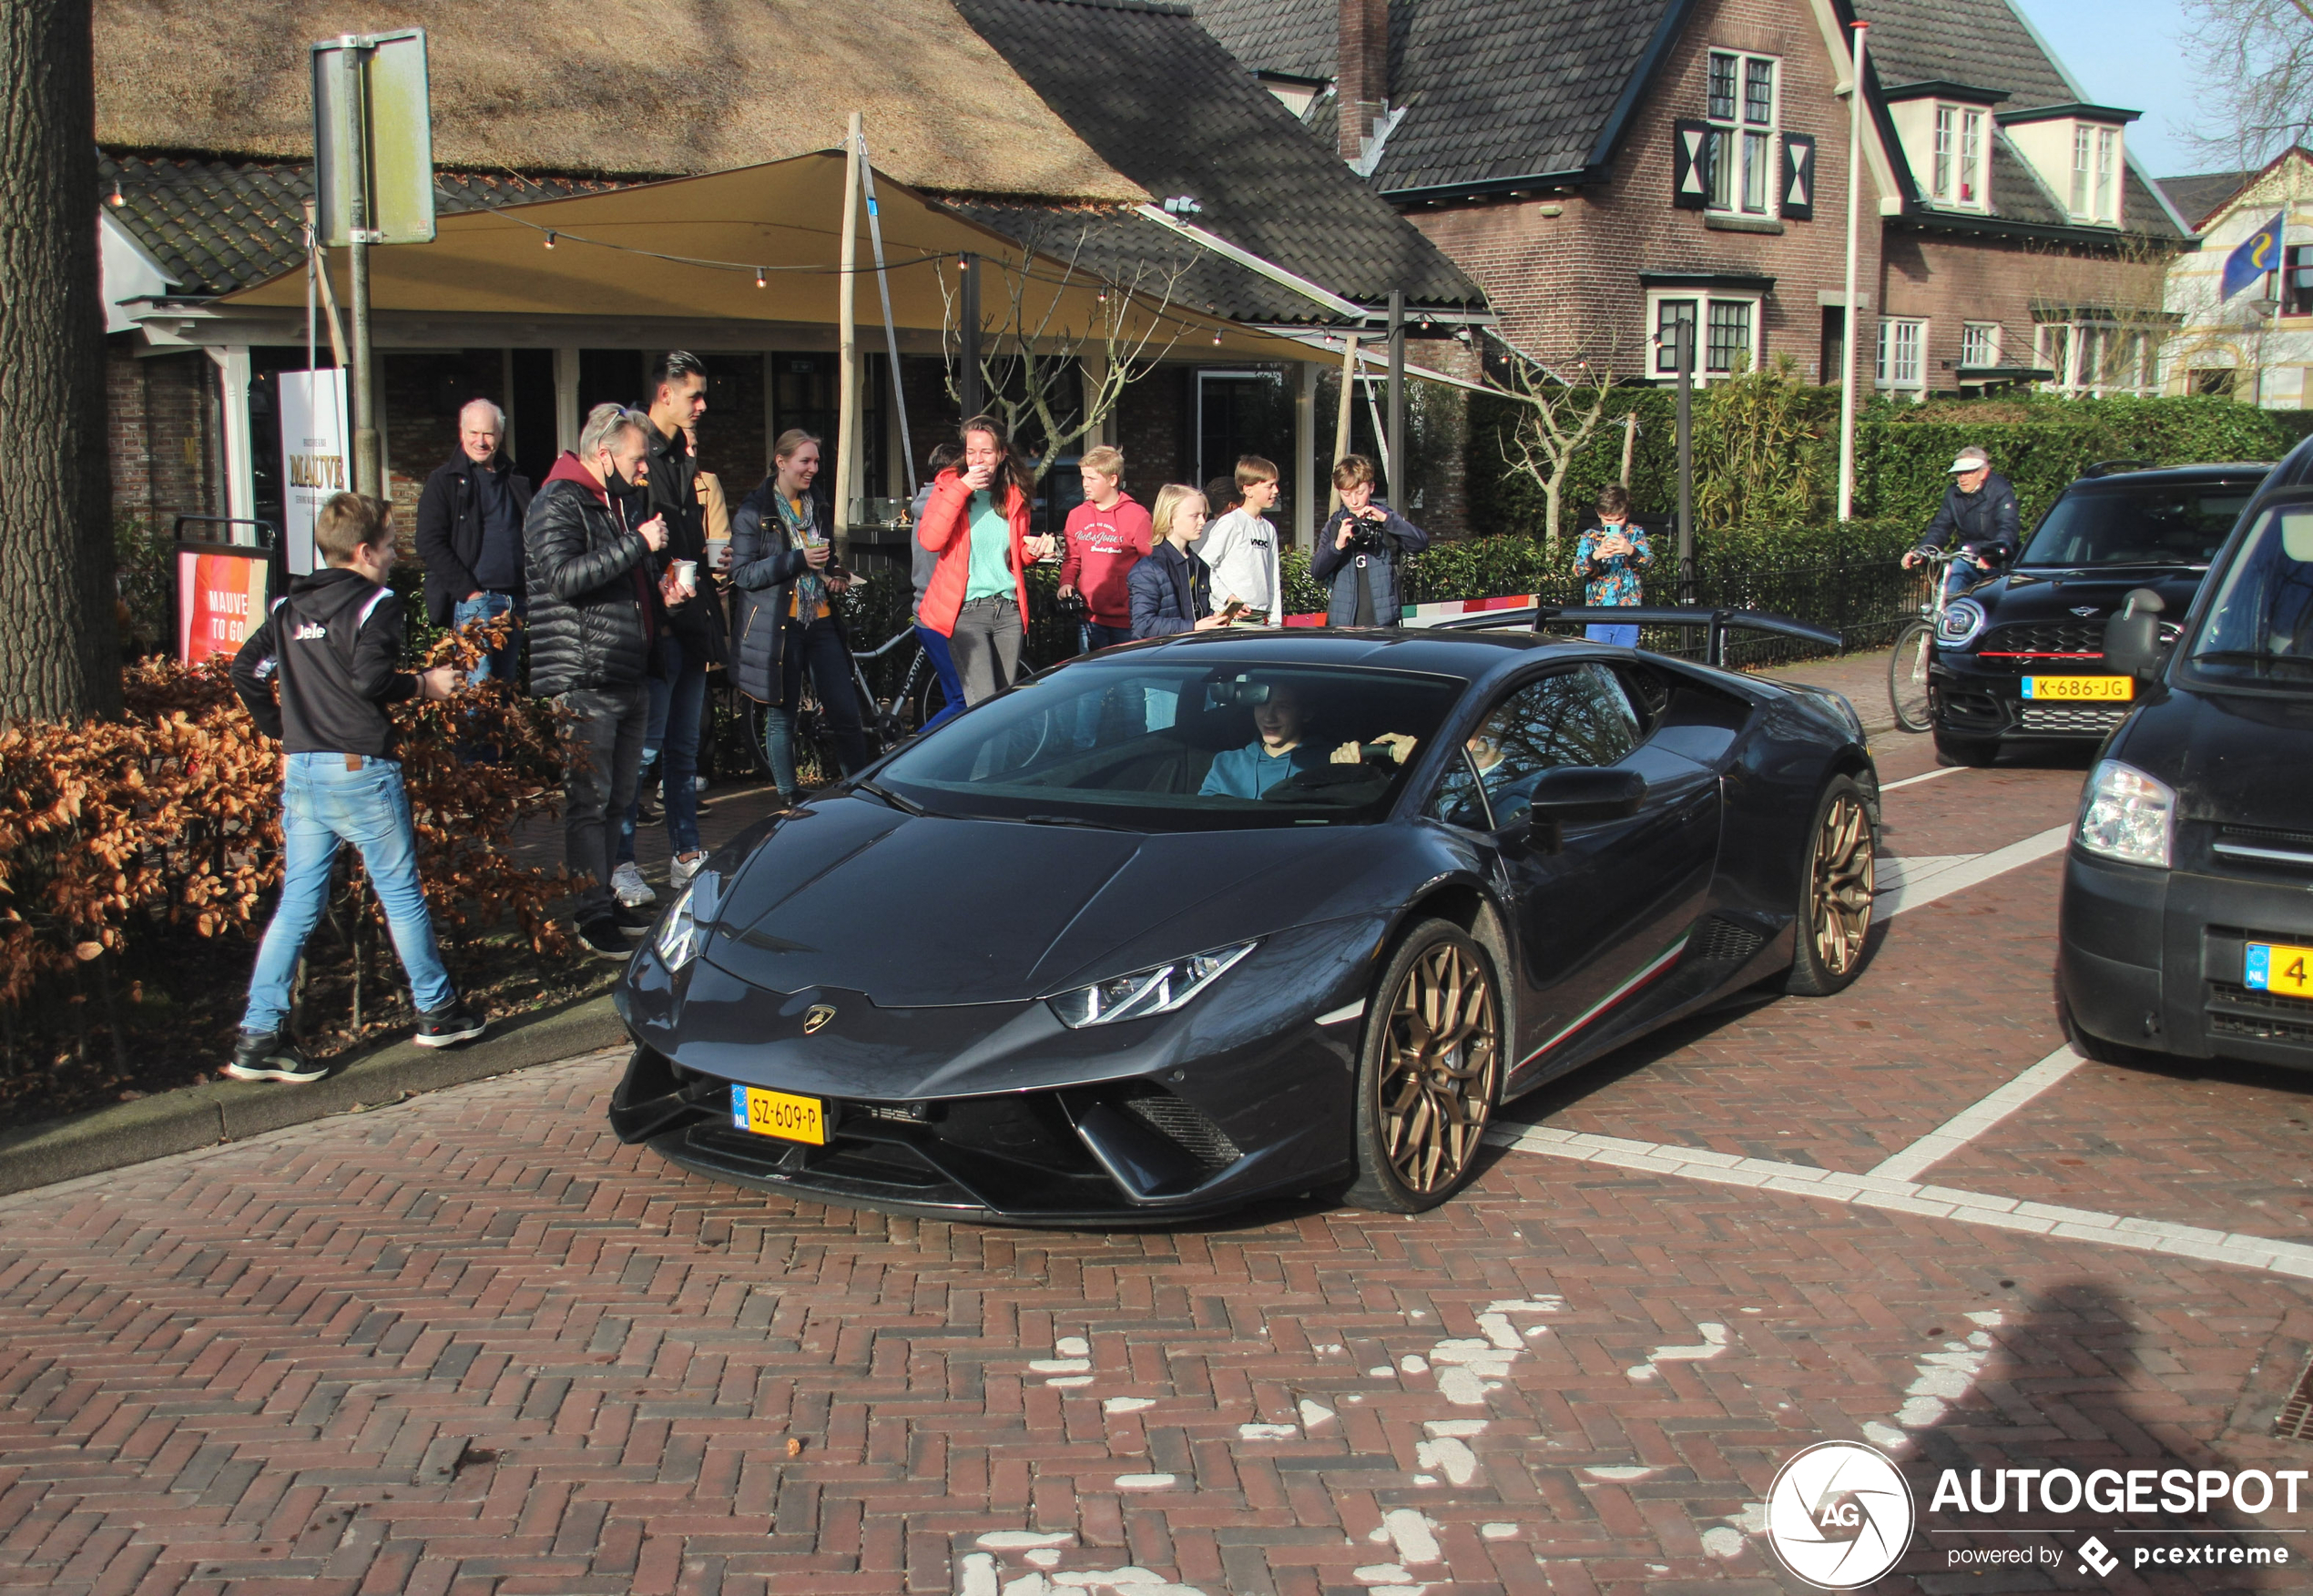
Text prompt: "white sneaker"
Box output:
[[670, 851, 707, 889], [611, 861, 657, 907]]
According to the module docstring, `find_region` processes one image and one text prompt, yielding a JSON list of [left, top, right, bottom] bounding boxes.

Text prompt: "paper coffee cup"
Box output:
[[704, 535, 730, 569], [672, 559, 698, 594]]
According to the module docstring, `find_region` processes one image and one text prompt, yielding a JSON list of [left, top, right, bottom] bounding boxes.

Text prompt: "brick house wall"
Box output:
[[1879, 227, 2168, 391], [106, 341, 219, 534], [1403, 0, 1882, 378]]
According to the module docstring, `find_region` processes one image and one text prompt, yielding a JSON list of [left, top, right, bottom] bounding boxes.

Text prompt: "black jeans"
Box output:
[[762, 619, 868, 797], [558, 682, 648, 923]]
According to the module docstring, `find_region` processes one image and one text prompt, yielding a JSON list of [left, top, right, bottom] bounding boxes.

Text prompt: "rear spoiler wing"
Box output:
[[1428, 604, 1841, 668]]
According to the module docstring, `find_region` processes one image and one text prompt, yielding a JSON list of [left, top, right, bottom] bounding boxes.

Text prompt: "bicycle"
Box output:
[[738, 624, 952, 787], [1887, 546, 1964, 735]]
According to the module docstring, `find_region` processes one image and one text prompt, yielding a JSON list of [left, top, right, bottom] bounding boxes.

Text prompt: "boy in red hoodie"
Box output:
[[1055, 445, 1151, 654]]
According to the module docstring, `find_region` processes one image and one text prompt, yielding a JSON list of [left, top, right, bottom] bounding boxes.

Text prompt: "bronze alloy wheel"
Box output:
[[1804, 783, 1876, 988], [1376, 938, 1503, 1197]]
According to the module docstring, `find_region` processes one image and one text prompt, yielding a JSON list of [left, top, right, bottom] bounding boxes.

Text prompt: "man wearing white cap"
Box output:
[[1901, 445, 2019, 594]]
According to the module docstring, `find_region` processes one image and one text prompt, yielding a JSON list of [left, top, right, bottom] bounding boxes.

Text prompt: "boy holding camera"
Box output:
[[1312, 453, 1429, 627], [1574, 483, 1653, 646]]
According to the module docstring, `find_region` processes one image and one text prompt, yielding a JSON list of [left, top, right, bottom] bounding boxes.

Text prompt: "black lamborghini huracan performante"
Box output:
[[608, 625, 1880, 1223]]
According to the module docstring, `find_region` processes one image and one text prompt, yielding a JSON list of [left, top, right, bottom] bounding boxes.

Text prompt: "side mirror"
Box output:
[[2103, 588, 2165, 681], [1527, 765, 1648, 823]]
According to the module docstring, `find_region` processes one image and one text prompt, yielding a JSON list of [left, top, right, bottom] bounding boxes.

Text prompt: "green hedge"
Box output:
[[1469, 390, 2306, 540]]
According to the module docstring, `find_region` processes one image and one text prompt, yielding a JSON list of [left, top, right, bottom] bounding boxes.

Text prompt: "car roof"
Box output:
[[1075, 625, 1580, 684], [2063, 463, 2274, 489]]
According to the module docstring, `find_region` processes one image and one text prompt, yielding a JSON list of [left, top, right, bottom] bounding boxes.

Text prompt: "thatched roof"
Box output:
[[93, 0, 1146, 201]]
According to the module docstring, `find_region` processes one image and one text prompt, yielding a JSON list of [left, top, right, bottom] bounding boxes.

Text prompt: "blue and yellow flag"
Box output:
[[2222, 211, 2287, 300]]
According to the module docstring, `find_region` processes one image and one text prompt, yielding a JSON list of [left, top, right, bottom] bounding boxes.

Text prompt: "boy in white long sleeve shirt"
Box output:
[[1196, 454, 1282, 625]]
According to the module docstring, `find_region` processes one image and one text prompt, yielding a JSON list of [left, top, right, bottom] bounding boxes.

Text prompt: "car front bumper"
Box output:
[[2059, 846, 2313, 1071], [1932, 654, 2133, 742]]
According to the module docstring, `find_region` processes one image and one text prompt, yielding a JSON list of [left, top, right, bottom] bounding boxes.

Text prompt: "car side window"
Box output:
[[1424, 747, 1494, 830], [1468, 666, 1642, 825]]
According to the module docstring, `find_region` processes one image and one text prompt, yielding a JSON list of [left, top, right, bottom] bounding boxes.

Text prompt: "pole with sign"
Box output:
[[311, 30, 433, 501]]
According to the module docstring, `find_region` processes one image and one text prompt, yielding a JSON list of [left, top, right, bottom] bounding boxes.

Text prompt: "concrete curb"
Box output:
[[0, 993, 628, 1197]]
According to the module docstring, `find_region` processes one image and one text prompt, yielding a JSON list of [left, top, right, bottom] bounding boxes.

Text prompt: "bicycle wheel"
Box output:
[[1888, 620, 1935, 735], [909, 661, 952, 734]]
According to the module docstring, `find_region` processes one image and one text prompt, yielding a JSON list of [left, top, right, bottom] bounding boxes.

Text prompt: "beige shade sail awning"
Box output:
[[220, 151, 1314, 361]]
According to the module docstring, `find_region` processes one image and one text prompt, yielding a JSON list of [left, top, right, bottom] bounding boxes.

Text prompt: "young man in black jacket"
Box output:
[[227, 493, 482, 1083], [413, 399, 534, 686]]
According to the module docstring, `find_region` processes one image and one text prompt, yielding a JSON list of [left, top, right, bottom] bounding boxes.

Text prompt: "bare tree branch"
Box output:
[[2180, 0, 2313, 168]]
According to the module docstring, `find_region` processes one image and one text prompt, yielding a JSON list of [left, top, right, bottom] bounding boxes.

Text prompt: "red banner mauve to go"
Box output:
[[176, 546, 273, 664]]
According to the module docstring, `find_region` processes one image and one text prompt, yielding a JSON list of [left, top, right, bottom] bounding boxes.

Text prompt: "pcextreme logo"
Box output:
[[1766, 1441, 1915, 1589]]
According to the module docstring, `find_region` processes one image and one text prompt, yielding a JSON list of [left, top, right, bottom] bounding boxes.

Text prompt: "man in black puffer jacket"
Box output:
[[525, 402, 676, 956]]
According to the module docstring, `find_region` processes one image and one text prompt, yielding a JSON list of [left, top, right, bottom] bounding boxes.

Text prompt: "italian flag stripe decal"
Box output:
[[1516, 931, 1691, 1069]]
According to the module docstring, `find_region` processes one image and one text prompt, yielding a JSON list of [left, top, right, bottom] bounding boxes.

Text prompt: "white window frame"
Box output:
[[2094, 127, 2117, 223], [1961, 321, 2001, 369], [1647, 290, 1763, 385], [2036, 319, 2155, 397], [1929, 105, 1988, 208], [1960, 108, 1984, 206], [2070, 126, 2091, 215], [1876, 318, 1929, 395], [1703, 49, 1779, 218]]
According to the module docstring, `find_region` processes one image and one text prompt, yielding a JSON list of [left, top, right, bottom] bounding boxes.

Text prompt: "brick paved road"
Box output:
[[7, 731, 2313, 1596]]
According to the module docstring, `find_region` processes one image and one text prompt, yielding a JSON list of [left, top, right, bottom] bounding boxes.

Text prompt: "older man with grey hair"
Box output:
[[415, 396, 535, 685], [525, 402, 679, 957]]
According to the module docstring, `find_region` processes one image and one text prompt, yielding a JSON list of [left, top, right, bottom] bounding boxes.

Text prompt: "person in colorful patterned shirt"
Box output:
[[1574, 483, 1653, 647]]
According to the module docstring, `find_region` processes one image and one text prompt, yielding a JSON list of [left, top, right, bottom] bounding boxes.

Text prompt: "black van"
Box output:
[[2057, 450, 2313, 1071]]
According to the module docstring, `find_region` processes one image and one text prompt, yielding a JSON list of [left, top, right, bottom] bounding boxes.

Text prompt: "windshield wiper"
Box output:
[[1021, 812, 1142, 832], [2193, 649, 2313, 668], [857, 779, 936, 817]]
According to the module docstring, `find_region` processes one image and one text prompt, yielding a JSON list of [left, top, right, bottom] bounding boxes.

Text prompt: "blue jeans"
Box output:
[[241, 753, 455, 1034], [619, 634, 705, 860], [1584, 622, 1640, 648], [452, 590, 523, 685], [763, 620, 868, 798], [1077, 621, 1133, 655], [915, 624, 965, 732]]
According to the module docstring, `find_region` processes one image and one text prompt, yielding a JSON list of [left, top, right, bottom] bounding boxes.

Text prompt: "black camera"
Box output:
[[1343, 513, 1392, 554]]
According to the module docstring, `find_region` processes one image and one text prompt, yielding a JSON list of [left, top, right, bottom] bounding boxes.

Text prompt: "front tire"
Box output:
[[1889, 621, 1934, 734], [1343, 920, 1505, 1214], [1786, 776, 1877, 996]]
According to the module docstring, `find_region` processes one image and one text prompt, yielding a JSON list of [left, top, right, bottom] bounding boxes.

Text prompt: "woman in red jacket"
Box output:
[[915, 413, 1055, 704]]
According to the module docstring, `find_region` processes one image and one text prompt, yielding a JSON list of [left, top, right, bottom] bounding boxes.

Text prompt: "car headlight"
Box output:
[[1938, 597, 1987, 647], [2075, 760, 2174, 869], [1048, 941, 1257, 1028], [654, 871, 719, 970]]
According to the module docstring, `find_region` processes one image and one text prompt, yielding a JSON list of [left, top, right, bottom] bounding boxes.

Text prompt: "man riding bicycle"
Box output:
[[1901, 446, 2021, 594]]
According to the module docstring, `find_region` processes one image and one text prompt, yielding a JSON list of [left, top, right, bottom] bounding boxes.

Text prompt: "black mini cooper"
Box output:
[[1928, 463, 2271, 765]]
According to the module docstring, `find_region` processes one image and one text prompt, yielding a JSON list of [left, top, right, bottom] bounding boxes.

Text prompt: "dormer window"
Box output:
[[2000, 102, 2136, 228], [1884, 81, 2002, 213], [1931, 105, 1987, 207]]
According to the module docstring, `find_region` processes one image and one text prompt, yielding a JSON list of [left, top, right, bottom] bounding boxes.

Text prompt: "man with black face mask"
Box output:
[[525, 402, 685, 958]]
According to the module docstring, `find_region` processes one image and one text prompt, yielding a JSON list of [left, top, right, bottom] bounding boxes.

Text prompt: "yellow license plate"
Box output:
[[730, 1085, 827, 1144], [2022, 676, 2133, 701], [2247, 942, 2313, 997]]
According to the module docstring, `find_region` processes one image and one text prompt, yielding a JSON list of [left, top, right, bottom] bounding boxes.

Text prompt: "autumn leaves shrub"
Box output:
[[0, 623, 574, 1042]]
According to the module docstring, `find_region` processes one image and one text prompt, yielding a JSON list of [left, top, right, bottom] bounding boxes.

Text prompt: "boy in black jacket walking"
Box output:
[[227, 493, 484, 1082]]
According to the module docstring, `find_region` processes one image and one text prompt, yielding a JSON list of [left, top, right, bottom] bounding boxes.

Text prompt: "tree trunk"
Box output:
[[1544, 474, 1562, 554], [0, 0, 117, 723]]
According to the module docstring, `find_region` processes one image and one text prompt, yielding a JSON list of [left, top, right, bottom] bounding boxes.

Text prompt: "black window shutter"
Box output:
[[1673, 119, 1710, 210], [1783, 134, 1817, 219]]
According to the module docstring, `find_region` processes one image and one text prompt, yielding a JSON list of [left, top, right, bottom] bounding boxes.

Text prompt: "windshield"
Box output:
[[2185, 502, 2313, 689], [870, 660, 1467, 829], [2018, 481, 2257, 567]]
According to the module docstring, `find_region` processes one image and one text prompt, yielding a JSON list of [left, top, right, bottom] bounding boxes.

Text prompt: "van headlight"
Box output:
[[2075, 760, 2174, 869], [1048, 942, 1257, 1028], [655, 872, 719, 970], [1938, 597, 1987, 648]]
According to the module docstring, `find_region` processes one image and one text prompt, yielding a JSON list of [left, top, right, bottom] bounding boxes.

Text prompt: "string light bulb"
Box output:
[[107, 178, 125, 208], [1213, 329, 1223, 345], [756, 268, 767, 289], [544, 231, 556, 249]]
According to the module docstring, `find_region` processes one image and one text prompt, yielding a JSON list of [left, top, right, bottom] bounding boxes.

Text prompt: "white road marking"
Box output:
[[1879, 824, 2071, 917], [1881, 765, 1964, 792], [1867, 1047, 2084, 1183], [1483, 1121, 2313, 1280], [1626, 1322, 1729, 1380], [1873, 853, 1972, 899]]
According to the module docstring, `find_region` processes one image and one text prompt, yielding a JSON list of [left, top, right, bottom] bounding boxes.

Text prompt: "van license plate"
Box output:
[[730, 1085, 828, 1144], [2022, 676, 2133, 700], [2247, 943, 2313, 998]]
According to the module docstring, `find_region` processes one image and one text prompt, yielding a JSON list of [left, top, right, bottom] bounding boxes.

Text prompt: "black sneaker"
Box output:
[[576, 917, 634, 959], [611, 903, 657, 936], [414, 1001, 487, 1049], [224, 1031, 326, 1083]]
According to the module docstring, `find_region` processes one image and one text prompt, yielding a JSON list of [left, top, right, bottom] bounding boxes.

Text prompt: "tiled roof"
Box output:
[[2155, 169, 2256, 230], [953, 0, 1484, 314], [1852, 0, 2074, 111], [98, 152, 615, 299], [1198, 0, 1682, 194]]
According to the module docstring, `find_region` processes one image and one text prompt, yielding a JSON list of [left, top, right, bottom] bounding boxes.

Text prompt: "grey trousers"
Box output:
[[949, 595, 1023, 706], [558, 682, 648, 923]]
